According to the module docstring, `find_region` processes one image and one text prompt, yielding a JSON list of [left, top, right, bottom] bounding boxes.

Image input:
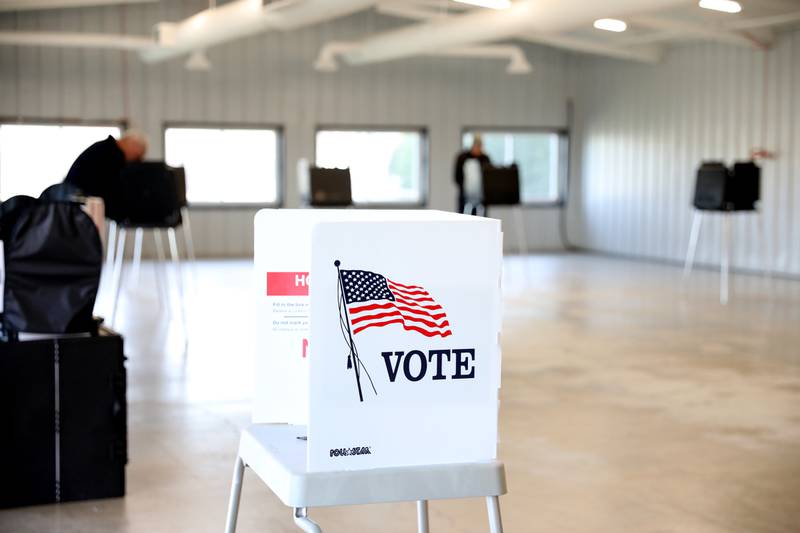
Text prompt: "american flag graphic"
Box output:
[[340, 269, 452, 338]]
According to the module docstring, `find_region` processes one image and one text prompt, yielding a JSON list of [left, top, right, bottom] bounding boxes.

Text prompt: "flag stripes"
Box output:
[[340, 269, 452, 338]]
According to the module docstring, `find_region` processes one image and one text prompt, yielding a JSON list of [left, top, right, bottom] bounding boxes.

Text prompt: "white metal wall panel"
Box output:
[[570, 30, 800, 276], [0, 1, 570, 256]]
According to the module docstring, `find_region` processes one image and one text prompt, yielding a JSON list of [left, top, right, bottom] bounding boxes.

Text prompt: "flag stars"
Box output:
[[341, 269, 395, 304]]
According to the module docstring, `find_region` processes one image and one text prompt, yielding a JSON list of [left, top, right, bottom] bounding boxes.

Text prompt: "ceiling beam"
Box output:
[[376, 0, 472, 19], [320, 40, 533, 74], [522, 33, 663, 63], [140, 0, 377, 63], [0, 30, 154, 50], [433, 44, 534, 73], [0, 0, 156, 12], [723, 10, 800, 30], [376, 1, 664, 65], [346, 0, 688, 66], [376, 3, 450, 21], [629, 14, 773, 49]]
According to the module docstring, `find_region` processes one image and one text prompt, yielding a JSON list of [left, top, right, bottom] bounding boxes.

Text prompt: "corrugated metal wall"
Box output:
[[570, 29, 800, 277], [0, 1, 571, 256]]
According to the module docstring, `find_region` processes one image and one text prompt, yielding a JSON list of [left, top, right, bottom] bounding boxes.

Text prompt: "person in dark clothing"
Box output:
[[454, 134, 491, 214], [63, 133, 147, 210]]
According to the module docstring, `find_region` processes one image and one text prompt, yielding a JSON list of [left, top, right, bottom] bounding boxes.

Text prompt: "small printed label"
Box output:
[[330, 446, 372, 457]]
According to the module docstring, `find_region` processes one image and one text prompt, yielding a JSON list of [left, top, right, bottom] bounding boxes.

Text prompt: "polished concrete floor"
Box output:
[[1, 254, 799, 533]]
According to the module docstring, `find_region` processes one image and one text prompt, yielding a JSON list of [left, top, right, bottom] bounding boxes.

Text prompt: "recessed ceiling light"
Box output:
[[593, 18, 628, 32], [452, 0, 512, 9], [698, 0, 742, 13]]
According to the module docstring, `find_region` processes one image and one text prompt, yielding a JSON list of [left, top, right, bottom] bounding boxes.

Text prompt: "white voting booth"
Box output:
[[226, 209, 506, 533]]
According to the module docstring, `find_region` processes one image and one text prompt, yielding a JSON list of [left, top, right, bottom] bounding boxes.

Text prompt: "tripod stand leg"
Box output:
[[131, 227, 143, 284], [153, 230, 168, 310], [756, 211, 772, 278], [513, 206, 527, 255], [110, 228, 127, 327], [720, 214, 731, 305], [105, 220, 117, 273], [684, 211, 703, 278]]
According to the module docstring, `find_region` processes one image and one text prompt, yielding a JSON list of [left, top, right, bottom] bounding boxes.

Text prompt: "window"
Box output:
[[164, 126, 281, 205], [0, 123, 122, 201], [462, 130, 566, 203], [315, 129, 426, 205]]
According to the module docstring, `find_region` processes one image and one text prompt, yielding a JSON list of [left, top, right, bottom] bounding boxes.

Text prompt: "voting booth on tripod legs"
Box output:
[[225, 209, 506, 532], [463, 161, 528, 255]]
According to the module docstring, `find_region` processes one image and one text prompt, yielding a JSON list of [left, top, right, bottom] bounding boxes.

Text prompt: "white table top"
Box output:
[[239, 424, 507, 508]]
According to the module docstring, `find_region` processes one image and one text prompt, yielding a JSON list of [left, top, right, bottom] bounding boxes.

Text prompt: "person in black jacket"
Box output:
[[63, 132, 147, 211], [454, 134, 491, 215]]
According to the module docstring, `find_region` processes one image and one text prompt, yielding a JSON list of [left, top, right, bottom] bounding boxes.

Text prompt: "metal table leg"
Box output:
[[417, 500, 429, 533], [293, 507, 322, 533], [486, 495, 504, 533], [224, 457, 245, 533]]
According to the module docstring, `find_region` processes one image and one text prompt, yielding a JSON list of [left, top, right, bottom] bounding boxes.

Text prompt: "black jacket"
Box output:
[[63, 135, 125, 203], [454, 151, 490, 189]]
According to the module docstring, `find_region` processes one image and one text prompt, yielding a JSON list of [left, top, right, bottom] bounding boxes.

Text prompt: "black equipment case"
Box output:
[[482, 164, 521, 206], [729, 161, 761, 211], [693, 161, 761, 212], [0, 328, 127, 508], [309, 167, 353, 207], [693, 162, 729, 211], [114, 161, 183, 226]]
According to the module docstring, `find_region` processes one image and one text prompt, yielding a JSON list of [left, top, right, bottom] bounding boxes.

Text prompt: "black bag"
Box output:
[[0, 328, 127, 508], [0, 196, 102, 336], [39, 182, 83, 203], [113, 162, 182, 226]]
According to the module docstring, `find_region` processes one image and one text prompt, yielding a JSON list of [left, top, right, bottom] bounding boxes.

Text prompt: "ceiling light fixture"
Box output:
[[452, 0, 512, 10], [698, 0, 742, 14], [593, 18, 627, 32]]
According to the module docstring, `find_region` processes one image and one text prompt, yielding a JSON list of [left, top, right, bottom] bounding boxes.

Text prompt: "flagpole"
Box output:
[[335, 260, 364, 402]]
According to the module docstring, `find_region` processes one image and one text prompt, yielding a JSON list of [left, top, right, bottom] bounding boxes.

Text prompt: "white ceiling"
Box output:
[[0, 0, 799, 72]]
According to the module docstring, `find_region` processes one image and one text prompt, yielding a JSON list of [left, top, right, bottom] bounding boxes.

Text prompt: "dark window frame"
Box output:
[[314, 125, 430, 208], [0, 117, 128, 128], [162, 121, 285, 209], [0, 117, 128, 200], [460, 126, 569, 207]]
